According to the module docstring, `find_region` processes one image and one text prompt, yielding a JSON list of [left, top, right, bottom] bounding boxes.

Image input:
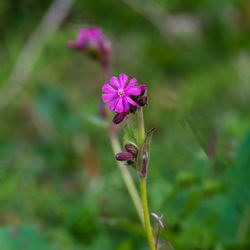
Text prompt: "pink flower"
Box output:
[[67, 27, 110, 54], [102, 74, 141, 113]]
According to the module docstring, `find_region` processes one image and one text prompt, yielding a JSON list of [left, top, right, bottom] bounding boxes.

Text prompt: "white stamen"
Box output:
[[118, 88, 124, 97]]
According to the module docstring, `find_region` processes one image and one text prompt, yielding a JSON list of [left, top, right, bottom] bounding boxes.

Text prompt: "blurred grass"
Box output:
[[0, 0, 250, 249]]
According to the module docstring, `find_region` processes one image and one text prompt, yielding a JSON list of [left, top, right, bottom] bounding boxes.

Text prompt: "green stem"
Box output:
[[138, 108, 155, 250], [109, 132, 144, 225], [141, 177, 155, 250]]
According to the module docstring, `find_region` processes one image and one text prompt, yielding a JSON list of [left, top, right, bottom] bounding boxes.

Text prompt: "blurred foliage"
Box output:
[[0, 0, 249, 249]]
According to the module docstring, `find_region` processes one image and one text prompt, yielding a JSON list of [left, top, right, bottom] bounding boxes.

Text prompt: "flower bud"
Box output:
[[115, 152, 133, 161], [140, 85, 147, 96], [137, 96, 148, 106], [139, 158, 148, 178], [125, 144, 138, 157], [112, 112, 127, 124], [67, 27, 111, 67]]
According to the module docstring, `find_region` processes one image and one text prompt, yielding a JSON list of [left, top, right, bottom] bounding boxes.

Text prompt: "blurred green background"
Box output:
[[0, 0, 249, 249]]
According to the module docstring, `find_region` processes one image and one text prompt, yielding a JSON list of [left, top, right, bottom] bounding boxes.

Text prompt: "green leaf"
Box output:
[[136, 128, 156, 176], [123, 123, 138, 147]]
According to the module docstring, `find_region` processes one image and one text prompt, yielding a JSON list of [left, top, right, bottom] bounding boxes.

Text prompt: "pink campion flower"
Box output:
[[67, 27, 111, 74], [102, 74, 141, 113], [67, 27, 111, 54]]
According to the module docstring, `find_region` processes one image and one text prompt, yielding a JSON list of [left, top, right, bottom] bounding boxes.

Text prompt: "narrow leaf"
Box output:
[[137, 128, 156, 177], [123, 124, 138, 147]]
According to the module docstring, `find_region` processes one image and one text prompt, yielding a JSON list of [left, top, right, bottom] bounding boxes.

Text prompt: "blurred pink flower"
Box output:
[[102, 74, 141, 113], [67, 27, 110, 54]]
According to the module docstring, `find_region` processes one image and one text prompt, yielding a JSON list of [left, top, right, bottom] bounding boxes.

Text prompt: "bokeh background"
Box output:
[[0, 0, 250, 249]]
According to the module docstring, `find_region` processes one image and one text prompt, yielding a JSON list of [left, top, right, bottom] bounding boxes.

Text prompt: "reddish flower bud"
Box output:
[[139, 158, 148, 178], [137, 96, 148, 107], [125, 144, 138, 157], [140, 85, 147, 96], [67, 27, 111, 68], [115, 152, 133, 161], [112, 112, 127, 124]]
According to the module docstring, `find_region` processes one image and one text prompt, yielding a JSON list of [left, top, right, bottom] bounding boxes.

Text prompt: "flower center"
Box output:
[[118, 88, 124, 97]]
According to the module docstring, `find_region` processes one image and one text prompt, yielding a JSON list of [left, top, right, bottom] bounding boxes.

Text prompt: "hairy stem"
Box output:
[[141, 177, 155, 250], [109, 130, 144, 225], [138, 108, 155, 249]]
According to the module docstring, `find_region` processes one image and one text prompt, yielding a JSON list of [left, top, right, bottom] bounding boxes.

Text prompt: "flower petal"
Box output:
[[107, 97, 119, 110], [125, 96, 138, 106], [77, 28, 88, 43], [115, 98, 124, 113], [125, 87, 141, 96], [102, 83, 116, 93], [123, 97, 130, 112], [119, 73, 128, 88], [125, 78, 137, 89], [102, 93, 117, 103], [110, 77, 120, 89], [140, 85, 147, 95]]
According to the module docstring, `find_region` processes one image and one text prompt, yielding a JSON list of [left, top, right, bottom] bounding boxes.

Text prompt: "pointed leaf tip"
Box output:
[[137, 127, 156, 177]]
